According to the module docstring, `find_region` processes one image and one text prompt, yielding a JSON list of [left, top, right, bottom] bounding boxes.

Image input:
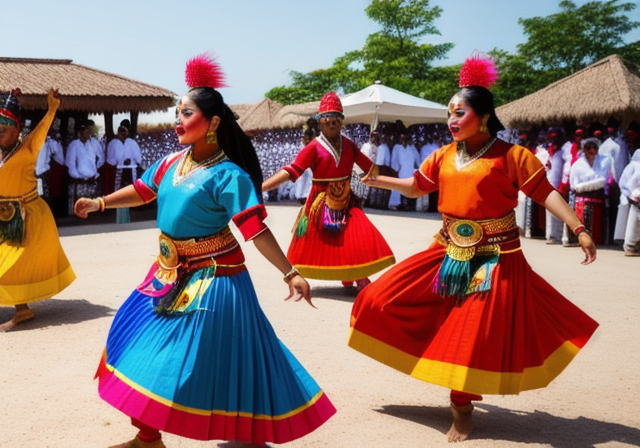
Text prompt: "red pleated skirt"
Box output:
[[348, 240, 599, 396], [287, 189, 395, 281]]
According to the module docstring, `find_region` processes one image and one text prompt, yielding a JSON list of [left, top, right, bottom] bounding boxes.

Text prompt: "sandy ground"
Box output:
[[1, 203, 639, 448]]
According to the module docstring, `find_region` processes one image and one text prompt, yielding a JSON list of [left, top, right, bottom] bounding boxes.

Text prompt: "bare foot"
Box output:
[[446, 404, 474, 443], [0, 306, 35, 332]]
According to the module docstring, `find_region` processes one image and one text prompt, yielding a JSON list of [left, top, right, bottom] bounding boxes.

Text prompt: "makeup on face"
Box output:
[[447, 95, 482, 142], [175, 95, 210, 145]]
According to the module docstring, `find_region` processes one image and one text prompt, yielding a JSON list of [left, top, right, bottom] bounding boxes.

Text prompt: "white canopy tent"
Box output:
[[340, 82, 448, 128]]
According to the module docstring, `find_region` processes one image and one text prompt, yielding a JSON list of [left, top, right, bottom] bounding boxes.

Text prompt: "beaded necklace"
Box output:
[[173, 147, 227, 186], [455, 137, 497, 170]]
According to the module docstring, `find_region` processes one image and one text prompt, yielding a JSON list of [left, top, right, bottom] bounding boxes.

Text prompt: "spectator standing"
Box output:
[[569, 138, 612, 245], [389, 133, 421, 211], [65, 120, 104, 215], [35, 128, 65, 201]]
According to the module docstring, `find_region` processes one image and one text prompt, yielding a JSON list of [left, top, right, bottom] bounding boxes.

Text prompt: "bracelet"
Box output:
[[573, 224, 587, 236], [97, 197, 106, 213], [283, 266, 300, 283]]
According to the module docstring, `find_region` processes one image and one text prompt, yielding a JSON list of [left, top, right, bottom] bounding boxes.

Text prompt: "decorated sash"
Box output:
[[434, 211, 520, 300], [294, 176, 353, 237], [137, 226, 246, 315], [0, 189, 38, 244]]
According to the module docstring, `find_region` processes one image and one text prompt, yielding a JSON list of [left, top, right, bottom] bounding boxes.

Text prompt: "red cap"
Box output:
[[575, 129, 584, 136], [627, 130, 639, 141], [593, 130, 602, 137], [318, 92, 343, 117]]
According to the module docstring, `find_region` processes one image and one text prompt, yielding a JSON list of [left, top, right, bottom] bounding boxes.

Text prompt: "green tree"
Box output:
[[492, 0, 639, 106], [266, 0, 453, 105], [517, 0, 639, 73]]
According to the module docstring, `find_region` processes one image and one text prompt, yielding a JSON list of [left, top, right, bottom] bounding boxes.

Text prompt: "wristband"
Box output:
[[573, 224, 589, 236], [283, 266, 300, 283], [97, 197, 106, 213]]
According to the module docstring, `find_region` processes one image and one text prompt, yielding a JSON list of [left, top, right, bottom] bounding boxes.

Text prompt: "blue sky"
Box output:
[[4, 0, 639, 115]]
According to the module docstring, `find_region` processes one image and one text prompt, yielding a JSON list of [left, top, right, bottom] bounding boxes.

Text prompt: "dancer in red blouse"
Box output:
[[263, 93, 395, 290]]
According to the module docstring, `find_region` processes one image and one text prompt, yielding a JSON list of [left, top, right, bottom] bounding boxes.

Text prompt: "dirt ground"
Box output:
[[1, 204, 638, 448]]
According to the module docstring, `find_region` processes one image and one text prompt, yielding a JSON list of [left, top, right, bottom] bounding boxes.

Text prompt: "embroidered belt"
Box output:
[[0, 188, 39, 220], [435, 211, 520, 298], [156, 227, 245, 284], [0, 189, 39, 243], [439, 211, 520, 255]]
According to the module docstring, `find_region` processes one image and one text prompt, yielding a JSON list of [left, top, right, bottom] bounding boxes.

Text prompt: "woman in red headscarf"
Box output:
[[347, 53, 599, 442], [262, 93, 395, 290], [0, 88, 75, 332]]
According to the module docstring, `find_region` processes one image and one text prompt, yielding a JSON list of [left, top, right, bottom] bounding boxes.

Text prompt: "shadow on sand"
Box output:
[[0, 298, 115, 332], [376, 403, 640, 447]]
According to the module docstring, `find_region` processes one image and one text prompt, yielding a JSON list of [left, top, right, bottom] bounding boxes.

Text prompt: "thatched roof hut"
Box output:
[[496, 54, 640, 129], [0, 57, 176, 112], [273, 101, 320, 129], [0, 57, 176, 137], [236, 98, 284, 134]]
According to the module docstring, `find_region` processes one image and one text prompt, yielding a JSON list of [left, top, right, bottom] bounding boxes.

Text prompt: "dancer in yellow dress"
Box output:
[[0, 88, 75, 332]]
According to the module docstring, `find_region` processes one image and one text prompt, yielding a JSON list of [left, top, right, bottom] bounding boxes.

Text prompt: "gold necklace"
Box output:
[[173, 147, 227, 186], [456, 137, 497, 170]]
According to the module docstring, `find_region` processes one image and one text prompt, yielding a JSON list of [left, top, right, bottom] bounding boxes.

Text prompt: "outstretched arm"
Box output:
[[251, 228, 313, 307], [262, 169, 291, 192], [544, 189, 597, 264], [363, 171, 423, 198], [74, 184, 145, 218]]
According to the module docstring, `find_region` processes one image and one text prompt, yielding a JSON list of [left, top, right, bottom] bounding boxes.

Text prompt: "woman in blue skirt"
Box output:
[[75, 54, 336, 448]]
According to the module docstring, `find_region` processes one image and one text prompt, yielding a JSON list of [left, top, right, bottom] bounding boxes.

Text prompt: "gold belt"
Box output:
[[438, 211, 520, 260], [158, 226, 239, 269], [0, 189, 39, 222]]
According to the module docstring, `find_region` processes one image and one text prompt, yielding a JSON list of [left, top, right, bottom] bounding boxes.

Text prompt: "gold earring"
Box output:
[[479, 115, 489, 134], [206, 130, 218, 145]]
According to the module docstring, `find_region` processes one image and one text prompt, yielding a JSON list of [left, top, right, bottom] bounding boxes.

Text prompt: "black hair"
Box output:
[[455, 85, 505, 137], [186, 87, 263, 200]]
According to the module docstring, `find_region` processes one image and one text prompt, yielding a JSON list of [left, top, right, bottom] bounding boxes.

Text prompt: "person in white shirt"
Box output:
[[545, 128, 566, 244], [569, 138, 612, 245], [65, 120, 103, 215], [416, 137, 440, 212], [367, 133, 393, 209], [35, 130, 64, 200], [108, 125, 142, 191], [618, 149, 640, 255], [389, 133, 421, 210]]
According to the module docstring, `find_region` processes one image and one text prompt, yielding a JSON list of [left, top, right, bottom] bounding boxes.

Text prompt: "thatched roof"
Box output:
[[496, 54, 640, 129], [236, 98, 284, 133], [273, 101, 320, 129], [0, 57, 176, 113]]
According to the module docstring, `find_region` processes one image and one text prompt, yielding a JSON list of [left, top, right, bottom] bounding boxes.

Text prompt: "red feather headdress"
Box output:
[[458, 51, 498, 88], [185, 52, 228, 89]]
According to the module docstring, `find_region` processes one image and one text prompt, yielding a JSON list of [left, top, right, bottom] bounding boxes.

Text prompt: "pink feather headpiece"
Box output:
[[185, 52, 228, 89], [458, 51, 498, 88]]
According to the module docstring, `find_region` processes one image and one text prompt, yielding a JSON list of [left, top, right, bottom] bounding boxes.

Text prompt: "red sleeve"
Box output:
[[232, 204, 268, 241], [508, 144, 555, 204], [133, 179, 156, 203], [284, 141, 318, 182]]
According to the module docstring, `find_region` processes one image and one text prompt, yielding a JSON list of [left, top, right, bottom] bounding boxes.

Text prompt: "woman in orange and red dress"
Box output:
[[262, 93, 395, 290], [347, 54, 598, 443]]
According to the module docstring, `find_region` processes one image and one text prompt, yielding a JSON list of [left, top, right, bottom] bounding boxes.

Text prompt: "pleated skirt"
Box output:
[[348, 241, 599, 396], [287, 195, 395, 281], [97, 267, 335, 444], [0, 197, 75, 305]]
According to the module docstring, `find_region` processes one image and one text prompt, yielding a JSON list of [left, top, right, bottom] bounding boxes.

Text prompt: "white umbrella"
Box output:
[[340, 82, 448, 128]]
